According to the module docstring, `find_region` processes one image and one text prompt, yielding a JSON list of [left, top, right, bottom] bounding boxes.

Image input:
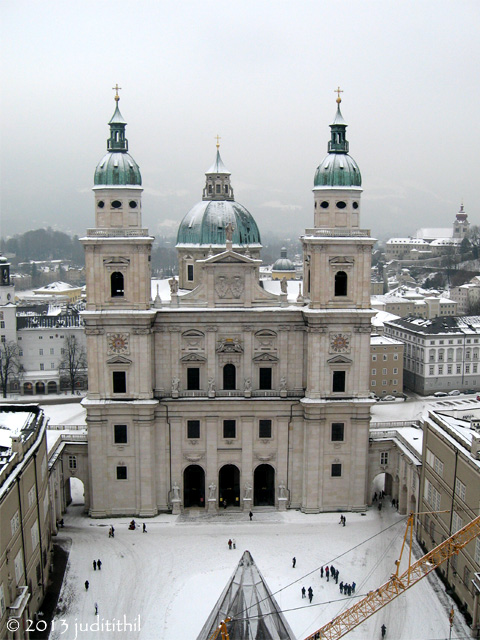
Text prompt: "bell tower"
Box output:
[[300, 91, 375, 513], [81, 89, 157, 518]]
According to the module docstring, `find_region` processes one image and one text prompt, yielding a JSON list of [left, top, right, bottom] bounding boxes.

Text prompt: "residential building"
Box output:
[[419, 407, 480, 632], [0, 405, 52, 639], [384, 316, 480, 395], [370, 335, 404, 397]]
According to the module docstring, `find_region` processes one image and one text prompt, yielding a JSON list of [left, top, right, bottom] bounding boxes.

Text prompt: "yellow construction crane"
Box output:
[[304, 512, 480, 639]]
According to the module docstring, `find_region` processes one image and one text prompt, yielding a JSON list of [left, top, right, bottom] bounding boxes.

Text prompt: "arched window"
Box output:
[[223, 364, 236, 390], [334, 271, 347, 296], [111, 272, 124, 297]]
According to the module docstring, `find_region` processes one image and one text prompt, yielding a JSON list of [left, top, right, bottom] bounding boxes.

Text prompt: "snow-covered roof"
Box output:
[[415, 227, 452, 240], [370, 335, 403, 346]]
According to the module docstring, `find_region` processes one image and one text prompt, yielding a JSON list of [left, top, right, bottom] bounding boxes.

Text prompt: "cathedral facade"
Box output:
[[82, 92, 374, 517]]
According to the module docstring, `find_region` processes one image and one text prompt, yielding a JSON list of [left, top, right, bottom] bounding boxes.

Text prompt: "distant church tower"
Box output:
[[300, 90, 375, 512], [81, 89, 157, 517]]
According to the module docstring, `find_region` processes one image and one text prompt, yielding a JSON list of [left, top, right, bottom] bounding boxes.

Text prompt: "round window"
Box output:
[[336, 201, 347, 209], [320, 201, 329, 209], [97, 200, 105, 209], [129, 200, 137, 209], [111, 200, 122, 209], [352, 201, 359, 209]]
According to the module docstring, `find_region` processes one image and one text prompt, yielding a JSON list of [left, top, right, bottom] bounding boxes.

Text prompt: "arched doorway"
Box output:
[[184, 465, 205, 508], [35, 381, 45, 394], [47, 381, 57, 394], [254, 464, 275, 506], [219, 465, 240, 508], [371, 472, 394, 502], [23, 382, 33, 396]]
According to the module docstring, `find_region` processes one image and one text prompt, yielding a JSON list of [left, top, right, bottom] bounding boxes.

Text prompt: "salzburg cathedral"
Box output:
[[81, 90, 374, 517]]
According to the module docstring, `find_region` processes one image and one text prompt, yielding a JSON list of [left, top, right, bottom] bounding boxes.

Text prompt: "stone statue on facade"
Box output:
[[208, 482, 216, 500], [172, 482, 180, 501], [279, 482, 287, 499], [171, 377, 180, 392], [244, 378, 251, 392], [208, 378, 216, 393], [225, 222, 234, 243], [280, 376, 287, 391], [169, 277, 178, 294], [244, 482, 252, 499], [280, 276, 288, 294]]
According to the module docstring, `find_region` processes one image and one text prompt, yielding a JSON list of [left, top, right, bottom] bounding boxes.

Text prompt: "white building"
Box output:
[[81, 92, 375, 517]]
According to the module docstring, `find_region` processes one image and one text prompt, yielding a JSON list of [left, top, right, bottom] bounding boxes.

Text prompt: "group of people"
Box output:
[[338, 514, 346, 526], [227, 539, 236, 549], [92, 559, 102, 571], [301, 586, 314, 603], [339, 580, 356, 595], [108, 525, 115, 538], [320, 564, 339, 584]]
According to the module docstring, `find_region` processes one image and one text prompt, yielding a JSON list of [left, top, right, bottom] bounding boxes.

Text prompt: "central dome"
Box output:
[[176, 149, 261, 248], [177, 200, 261, 247]]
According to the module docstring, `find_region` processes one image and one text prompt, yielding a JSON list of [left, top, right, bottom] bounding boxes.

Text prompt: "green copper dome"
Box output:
[[176, 149, 261, 247], [273, 248, 295, 271], [94, 98, 142, 186], [314, 100, 361, 188]]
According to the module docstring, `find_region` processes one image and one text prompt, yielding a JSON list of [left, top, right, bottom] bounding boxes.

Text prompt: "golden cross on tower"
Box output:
[[215, 134, 221, 149], [112, 84, 122, 102], [335, 86, 343, 104]]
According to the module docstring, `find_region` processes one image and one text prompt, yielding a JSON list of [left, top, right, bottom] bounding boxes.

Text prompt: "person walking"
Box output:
[[292, 557, 296, 568], [308, 587, 313, 603], [143, 523, 147, 533], [85, 580, 89, 591], [94, 602, 98, 616], [93, 560, 97, 571], [352, 581, 356, 594], [343, 515, 346, 526], [335, 570, 339, 584], [228, 539, 232, 550], [232, 539, 236, 549], [97, 559, 102, 570], [111, 526, 115, 538], [301, 586, 306, 599], [320, 566, 323, 578], [381, 624, 387, 638], [339, 581, 344, 594], [249, 511, 253, 521], [326, 566, 329, 581]]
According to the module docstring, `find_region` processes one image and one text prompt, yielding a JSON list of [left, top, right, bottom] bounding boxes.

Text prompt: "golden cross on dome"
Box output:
[[335, 86, 343, 103], [112, 84, 122, 102], [215, 134, 221, 149]]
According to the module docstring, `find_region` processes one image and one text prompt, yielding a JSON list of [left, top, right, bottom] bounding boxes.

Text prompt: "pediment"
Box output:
[[329, 256, 354, 266], [180, 353, 207, 362], [106, 355, 132, 365], [252, 353, 279, 362], [103, 257, 130, 266], [200, 249, 261, 265], [326, 355, 353, 364]]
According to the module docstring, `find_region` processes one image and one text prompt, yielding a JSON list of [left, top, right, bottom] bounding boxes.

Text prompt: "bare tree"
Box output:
[[0, 340, 21, 398], [59, 335, 87, 394]]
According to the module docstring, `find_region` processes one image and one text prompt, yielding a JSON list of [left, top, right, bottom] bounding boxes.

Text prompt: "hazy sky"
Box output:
[[1, 1, 479, 242]]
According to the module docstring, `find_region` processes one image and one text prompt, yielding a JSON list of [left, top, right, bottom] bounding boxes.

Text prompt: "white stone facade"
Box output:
[[82, 98, 375, 516]]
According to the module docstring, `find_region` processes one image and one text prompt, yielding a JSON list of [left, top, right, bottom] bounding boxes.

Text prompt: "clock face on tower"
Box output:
[[329, 332, 351, 353], [107, 333, 129, 355]]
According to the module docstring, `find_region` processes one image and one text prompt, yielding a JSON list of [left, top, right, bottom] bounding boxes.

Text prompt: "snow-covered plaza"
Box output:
[[48, 480, 471, 640]]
